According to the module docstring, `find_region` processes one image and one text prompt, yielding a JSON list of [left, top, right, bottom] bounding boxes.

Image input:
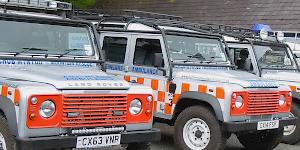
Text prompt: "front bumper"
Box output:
[[223, 117, 297, 132], [16, 128, 161, 150]]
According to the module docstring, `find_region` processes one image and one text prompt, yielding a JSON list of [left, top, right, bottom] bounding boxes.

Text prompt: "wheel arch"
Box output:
[[0, 96, 18, 136], [172, 91, 224, 123]]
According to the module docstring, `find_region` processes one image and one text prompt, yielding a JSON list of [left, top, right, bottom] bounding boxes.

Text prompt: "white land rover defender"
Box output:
[[75, 10, 297, 150], [211, 24, 300, 144], [0, 2, 160, 150]]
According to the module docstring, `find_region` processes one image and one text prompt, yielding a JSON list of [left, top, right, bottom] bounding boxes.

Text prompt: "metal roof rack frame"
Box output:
[[123, 9, 182, 20], [72, 9, 183, 21], [197, 24, 280, 42]]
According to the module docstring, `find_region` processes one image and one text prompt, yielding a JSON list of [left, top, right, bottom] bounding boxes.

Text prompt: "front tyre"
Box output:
[[237, 128, 283, 150], [282, 102, 300, 144], [0, 115, 15, 150], [174, 105, 226, 150], [126, 142, 150, 150]]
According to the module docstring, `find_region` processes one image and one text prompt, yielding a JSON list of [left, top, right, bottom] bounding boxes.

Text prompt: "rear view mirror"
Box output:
[[153, 53, 164, 68], [294, 53, 300, 58]]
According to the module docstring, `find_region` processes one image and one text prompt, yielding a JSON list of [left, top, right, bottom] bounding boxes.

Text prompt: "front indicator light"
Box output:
[[146, 95, 153, 102], [39, 100, 56, 118], [30, 97, 38, 105], [129, 99, 142, 115]]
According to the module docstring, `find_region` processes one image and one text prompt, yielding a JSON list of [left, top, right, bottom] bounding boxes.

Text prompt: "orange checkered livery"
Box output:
[[123, 75, 225, 115]]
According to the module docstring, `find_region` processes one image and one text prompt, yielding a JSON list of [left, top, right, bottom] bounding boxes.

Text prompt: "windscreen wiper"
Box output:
[[15, 47, 49, 56], [60, 48, 91, 57], [61, 48, 87, 56], [184, 53, 205, 63], [202, 56, 224, 64]]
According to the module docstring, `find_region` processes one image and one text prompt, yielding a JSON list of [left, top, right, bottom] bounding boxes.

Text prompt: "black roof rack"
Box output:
[[123, 9, 182, 20], [191, 24, 260, 40], [72, 9, 182, 21], [73, 9, 248, 36]]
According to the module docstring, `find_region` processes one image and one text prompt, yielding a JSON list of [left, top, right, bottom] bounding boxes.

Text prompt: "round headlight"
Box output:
[[129, 99, 142, 115], [147, 95, 153, 102], [235, 96, 244, 108], [279, 95, 285, 106], [30, 97, 38, 105], [39, 100, 56, 118]]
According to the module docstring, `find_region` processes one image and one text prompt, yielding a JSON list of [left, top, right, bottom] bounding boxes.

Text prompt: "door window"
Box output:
[[102, 36, 127, 63], [133, 38, 163, 67], [229, 47, 253, 72]]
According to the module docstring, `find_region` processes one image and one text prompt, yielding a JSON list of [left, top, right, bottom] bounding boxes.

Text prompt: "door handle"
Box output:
[[124, 66, 129, 72]]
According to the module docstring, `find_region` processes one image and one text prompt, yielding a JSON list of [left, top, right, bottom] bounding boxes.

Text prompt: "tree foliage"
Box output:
[[62, 0, 96, 9]]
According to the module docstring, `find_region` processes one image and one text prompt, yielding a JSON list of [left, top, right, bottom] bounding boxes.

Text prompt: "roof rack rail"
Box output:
[[123, 9, 182, 20], [72, 9, 183, 21], [192, 23, 260, 40], [95, 15, 215, 34]]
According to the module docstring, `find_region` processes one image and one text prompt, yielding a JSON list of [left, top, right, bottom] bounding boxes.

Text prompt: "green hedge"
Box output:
[[62, 0, 96, 9]]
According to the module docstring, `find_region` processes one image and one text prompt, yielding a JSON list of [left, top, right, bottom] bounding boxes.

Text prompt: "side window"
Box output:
[[230, 47, 253, 72], [133, 38, 163, 67], [102, 36, 127, 63]]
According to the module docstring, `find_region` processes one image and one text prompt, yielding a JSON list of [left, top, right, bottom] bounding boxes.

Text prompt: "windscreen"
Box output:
[[254, 45, 296, 69], [0, 20, 94, 56], [166, 35, 227, 63]]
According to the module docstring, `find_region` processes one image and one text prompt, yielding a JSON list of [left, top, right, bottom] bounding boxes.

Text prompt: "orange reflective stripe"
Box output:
[[216, 87, 225, 99], [137, 77, 144, 84], [124, 75, 130, 82], [1, 85, 8, 97], [290, 86, 297, 92], [153, 101, 157, 112], [166, 82, 170, 92], [157, 91, 165, 102], [181, 83, 190, 93], [173, 94, 180, 104], [151, 79, 158, 90], [164, 104, 172, 115], [14, 89, 20, 105], [198, 85, 207, 93]]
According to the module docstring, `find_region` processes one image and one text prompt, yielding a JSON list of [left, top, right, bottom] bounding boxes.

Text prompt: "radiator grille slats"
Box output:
[[247, 91, 279, 115], [62, 94, 127, 128]]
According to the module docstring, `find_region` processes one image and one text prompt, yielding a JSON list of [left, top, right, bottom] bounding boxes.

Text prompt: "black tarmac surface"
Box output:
[[151, 123, 300, 150]]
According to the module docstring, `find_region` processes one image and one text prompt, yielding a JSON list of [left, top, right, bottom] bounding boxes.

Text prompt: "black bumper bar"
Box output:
[[16, 128, 161, 150], [223, 117, 297, 132]]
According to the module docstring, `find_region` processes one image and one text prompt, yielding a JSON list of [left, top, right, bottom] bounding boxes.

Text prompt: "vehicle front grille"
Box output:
[[62, 94, 127, 128], [247, 91, 279, 115]]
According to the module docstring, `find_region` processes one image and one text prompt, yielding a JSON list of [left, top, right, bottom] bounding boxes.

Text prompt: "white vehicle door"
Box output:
[[126, 34, 173, 119], [99, 32, 131, 79]]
